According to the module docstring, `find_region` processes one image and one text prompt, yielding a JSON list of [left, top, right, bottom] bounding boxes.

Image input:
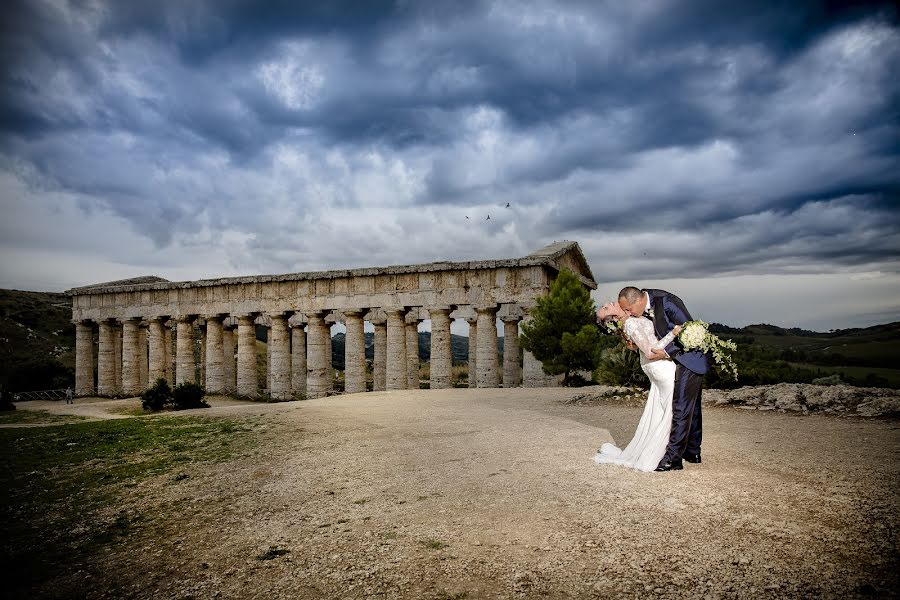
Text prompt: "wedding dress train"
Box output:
[[594, 317, 676, 473]]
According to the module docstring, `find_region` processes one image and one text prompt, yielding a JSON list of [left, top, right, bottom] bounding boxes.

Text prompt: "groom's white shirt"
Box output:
[[643, 291, 653, 318]]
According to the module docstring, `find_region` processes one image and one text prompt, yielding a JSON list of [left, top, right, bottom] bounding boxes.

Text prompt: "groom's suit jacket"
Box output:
[[644, 288, 711, 376]]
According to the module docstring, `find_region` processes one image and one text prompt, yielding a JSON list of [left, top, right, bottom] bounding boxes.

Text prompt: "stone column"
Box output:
[[121, 318, 142, 397], [113, 322, 122, 395], [466, 317, 478, 388], [236, 315, 258, 398], [475, 305, 499, 388], [74, 320, 95, 396], [521, 316, 548, 387], [372, 318, 387, 391], [164, 322, 174, 384], [97, 320, 117, 396], [385, 308, 408, 390], [205, 315, 225, 394], [502, 317, 522, 387], [291, 324, 307, 396], [223, 324, 236, 393], [198, 320, 207, 387], [406, 315, 420, 389], [148, 317, 167, 385], [306, 311, 329, 399], [427, 308, 452, 389], [324, 322, 334, 393], [175, 316, 197, 385], [138, 326, 149, 391], [343, 310, 367, 394], [268, 313, 291, 400]]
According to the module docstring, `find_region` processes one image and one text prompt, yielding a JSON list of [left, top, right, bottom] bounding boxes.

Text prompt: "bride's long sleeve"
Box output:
[[624, 318, 677, 359]]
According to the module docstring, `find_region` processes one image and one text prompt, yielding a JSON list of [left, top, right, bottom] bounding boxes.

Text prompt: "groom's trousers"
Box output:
[[666, 364, 703, 461]]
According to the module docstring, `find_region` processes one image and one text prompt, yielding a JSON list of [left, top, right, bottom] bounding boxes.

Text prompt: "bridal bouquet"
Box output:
[[678, 320, 739, 380]]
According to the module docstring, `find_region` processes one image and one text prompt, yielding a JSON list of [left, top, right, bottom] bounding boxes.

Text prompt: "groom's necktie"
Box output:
[[642, 310, 653, 321]]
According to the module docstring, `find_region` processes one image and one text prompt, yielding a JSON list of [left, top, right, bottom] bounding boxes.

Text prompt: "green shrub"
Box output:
[[172, 382, 208, 410], [593, 345, 649, 388], [141, 379, 172, 412]]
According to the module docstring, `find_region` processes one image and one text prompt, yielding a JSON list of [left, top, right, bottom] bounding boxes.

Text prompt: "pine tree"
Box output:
[[519, 269, 602, 385]]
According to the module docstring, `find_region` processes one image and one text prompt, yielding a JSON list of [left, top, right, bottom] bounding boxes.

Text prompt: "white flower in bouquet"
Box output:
[[679, 321, 708, 350], [677, 320, 739, 380]]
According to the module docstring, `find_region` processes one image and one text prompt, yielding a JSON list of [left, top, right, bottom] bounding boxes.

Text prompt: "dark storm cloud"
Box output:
[[0, 0, 898, 295]]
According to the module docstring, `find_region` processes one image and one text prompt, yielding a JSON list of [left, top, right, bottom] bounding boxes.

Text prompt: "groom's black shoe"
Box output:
[[683, 452, 702, 464], [654, 458, 683, 472]]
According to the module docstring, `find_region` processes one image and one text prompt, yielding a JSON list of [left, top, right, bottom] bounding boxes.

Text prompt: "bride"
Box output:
[[593, 302, 681, 472]]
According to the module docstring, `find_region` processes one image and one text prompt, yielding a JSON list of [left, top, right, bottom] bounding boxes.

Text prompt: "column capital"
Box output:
[[146, 315, 170, 324], [474, 303, 499, 314], [305, 310, 329, 321], [266, 310, 294, 320], [500, 314, 523, 323], [236, 315, 257, 326], [203, 313, 227, 322], [425, 306, 452, 315], [72, 318, 94, 325], [341, 308, 367, 318], [383, 306, 409, 317], [174, 314, 197, 323]]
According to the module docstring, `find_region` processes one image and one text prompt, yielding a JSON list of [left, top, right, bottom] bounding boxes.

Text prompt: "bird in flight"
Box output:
[[505, 202, 510, 208], [486, 214, 490, 220]]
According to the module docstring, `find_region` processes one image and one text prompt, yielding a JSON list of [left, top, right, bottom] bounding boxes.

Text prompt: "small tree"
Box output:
[[520, 269, 602, 385]]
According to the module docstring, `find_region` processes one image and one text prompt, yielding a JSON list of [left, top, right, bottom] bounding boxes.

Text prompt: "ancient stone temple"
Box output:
[[67, 241, 596, 399]]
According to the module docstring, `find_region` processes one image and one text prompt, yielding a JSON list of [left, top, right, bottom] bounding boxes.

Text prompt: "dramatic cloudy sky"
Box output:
[[2, 0, 899, 331]]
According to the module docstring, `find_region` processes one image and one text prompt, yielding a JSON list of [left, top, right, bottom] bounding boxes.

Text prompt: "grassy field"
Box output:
[[0, 415, 259, 596], [0, 409, 86, 425]]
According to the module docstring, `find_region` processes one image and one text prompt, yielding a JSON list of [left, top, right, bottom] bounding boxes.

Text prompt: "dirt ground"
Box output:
[[16, 387, 900, 599]]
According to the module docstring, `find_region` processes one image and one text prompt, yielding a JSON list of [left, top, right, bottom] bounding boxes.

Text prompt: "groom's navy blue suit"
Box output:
[[644, 289, 711, 464]]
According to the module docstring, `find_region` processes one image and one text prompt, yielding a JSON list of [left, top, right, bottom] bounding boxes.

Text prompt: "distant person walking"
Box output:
[[65, 387, 74, 404]]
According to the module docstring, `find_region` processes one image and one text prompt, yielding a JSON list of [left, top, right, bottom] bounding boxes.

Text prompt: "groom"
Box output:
[[618, 287, 710, 472]]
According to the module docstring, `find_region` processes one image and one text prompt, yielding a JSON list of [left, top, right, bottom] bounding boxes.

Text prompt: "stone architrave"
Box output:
[[97, 320, 117, 396], [306, 312, 330, 399], [121, 318, 142, 396], [113, 322, 122, 394], [343, 310, 367, 395], [502, 316, 522, 387], [138, 326, 149, 390], [236, 315, 257, 397], [205, 315, 225, 394], [385, 308, 408, 390], [427, 308, 452, 389], [466, 317, 478, 388], [222, 324, 236, 393], [372, 318, 387, 391], [291, 324, 307, 396], [148, 317, 167, 385], [268, 313, 291, 400], [74, 320, 95, 396], [475, 305, 499, 388], [405, 316, 420, 390], [175, 316, 196, 385]]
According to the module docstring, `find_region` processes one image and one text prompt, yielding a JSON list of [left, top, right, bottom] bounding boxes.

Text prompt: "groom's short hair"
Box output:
[[618, 286, 642, 303]]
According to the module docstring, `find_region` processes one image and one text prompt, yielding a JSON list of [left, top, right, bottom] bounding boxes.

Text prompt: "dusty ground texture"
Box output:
[[14, 387, 900, 599]]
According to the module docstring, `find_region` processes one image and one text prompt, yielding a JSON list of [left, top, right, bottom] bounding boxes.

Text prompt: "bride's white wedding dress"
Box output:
[[594, 317, 677, 472]]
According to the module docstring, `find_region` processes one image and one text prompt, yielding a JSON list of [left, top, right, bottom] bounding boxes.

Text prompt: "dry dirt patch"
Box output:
[[18, 388, 900, 599]]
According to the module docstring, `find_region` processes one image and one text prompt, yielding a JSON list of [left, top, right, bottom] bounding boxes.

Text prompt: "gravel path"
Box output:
[[23, 388, 900, 599]]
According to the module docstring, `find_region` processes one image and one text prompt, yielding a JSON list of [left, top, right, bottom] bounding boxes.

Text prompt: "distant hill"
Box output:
[[1, 287, 897, 390], [0, 289, 75, 391]]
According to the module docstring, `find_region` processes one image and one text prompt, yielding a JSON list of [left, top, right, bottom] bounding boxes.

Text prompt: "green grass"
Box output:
[[0, 409, 86, 425], [0, 415, 257, 594]]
